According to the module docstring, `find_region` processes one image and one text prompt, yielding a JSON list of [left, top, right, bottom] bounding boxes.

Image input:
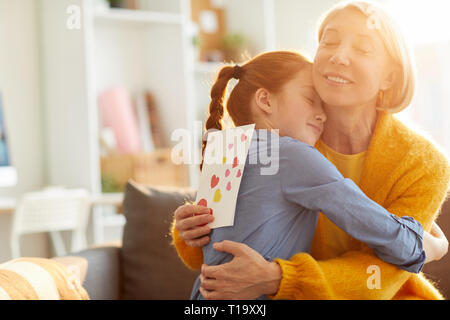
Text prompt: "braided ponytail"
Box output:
[[200, 66, 235, 171], [199, 51, 310, 171]]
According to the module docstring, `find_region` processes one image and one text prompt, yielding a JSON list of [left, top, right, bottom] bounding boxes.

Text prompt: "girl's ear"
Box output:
[[254, 88, 274, 115]]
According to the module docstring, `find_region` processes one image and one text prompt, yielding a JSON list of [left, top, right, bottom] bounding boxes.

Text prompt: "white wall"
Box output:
[[0, 0, 48, 262], [274, 0, 340, 57], [0, 0, 45, 196]]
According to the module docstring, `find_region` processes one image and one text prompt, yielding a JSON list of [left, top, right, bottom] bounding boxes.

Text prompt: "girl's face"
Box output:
[[273, 65, 326, 146], [313, 8, 393, 109]]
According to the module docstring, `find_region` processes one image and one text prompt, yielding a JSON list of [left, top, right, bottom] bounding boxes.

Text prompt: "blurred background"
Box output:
[[0, 0, 449, 296]]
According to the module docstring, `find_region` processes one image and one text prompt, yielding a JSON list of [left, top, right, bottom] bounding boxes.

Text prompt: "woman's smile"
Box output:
[[323, 72, 354, 86]]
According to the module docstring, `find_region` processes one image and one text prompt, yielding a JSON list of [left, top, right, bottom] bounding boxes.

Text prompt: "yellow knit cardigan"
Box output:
[[171, 111, 450, 300]]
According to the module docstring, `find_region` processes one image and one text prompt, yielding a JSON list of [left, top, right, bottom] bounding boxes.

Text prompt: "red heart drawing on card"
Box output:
[[225, 169, 230, 177], [196, 199, 212, 226], [228, 143, 234, 150], [232, 157, 238, 168], [210, 175, 220, 188], [197, 198, 207, 207], [236, 169, 242, 178], [241, 134, 247, 142], [226, 181, 231, 191]]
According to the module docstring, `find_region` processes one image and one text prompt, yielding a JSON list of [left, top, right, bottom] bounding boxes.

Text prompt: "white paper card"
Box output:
[[195, 124, 255, 229]]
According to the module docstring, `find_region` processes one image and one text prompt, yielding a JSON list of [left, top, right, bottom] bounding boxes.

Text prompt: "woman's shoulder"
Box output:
[[370, 113, 450, 198], [378, 112, 449, 170]]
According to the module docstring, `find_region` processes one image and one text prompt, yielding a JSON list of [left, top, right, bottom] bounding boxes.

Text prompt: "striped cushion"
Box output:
[[0, 257, 89, 300]]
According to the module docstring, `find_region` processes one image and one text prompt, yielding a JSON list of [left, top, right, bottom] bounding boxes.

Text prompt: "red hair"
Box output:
[[200, 51, 311, 170]]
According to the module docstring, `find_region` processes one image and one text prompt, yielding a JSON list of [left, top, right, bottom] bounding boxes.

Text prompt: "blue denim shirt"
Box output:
[[191, 130, 425, 300]]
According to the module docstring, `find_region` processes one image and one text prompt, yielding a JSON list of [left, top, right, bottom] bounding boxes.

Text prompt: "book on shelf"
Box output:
[[98, 86, 142, 154], [98, 86, 166, 155], [145, 91, 165, 149], [134, 91, 155, 153]]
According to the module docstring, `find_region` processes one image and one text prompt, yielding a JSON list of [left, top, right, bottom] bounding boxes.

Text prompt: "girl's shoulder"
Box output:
[[251, 130, 319, 159], [278, 135, 343, 179], [279, 136, 320, 158]]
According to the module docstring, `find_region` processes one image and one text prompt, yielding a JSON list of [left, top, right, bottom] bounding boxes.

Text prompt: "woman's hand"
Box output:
[[199, 240, 282, 300], [423, 221, 448, 263], [174, 204, 214, 247]]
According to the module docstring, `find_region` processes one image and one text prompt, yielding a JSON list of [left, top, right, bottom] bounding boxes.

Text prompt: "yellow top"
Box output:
[[314, 140, 367, 257], [171, 112, 450, 300], [315, 140, 366, 185]]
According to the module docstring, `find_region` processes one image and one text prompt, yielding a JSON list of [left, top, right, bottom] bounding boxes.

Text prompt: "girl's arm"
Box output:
[[280, 138, 425, 272], [272, 176, 448, 300], [269, 138, 450, 300]]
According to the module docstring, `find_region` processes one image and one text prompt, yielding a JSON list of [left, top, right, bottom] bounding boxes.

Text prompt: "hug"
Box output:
[[172, 1, 450, 300]]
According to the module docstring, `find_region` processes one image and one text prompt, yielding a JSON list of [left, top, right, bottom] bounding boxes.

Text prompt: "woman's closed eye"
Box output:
[[354, 38, 375, 55], [321, 38, 339, 47], [354, 45, 373, 55], [320, 30, 339, 47], [321, 40, 338, 47]]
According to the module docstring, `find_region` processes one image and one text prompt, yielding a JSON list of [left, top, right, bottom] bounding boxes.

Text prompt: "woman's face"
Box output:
[[274, 65, 326, 146], [313, 8, 392, 109]]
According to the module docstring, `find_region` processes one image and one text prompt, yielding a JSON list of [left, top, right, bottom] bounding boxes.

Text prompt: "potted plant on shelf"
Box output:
[[222, 32, 249, 63], [192, 35, 202, 62], [106, 0, 126, 9]]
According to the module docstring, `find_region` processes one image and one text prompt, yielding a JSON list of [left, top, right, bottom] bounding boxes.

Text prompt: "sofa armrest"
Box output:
[[70, 245, 122, 300]]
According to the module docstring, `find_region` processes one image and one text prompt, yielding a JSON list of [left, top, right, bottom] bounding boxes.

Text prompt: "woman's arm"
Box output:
[[199, 240, 282, 300]]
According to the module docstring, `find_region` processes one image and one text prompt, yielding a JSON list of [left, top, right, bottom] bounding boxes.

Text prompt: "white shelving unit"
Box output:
[[40, 0, 196, 194], [38, 0, 337, 242], [93, 8, 184, 24], [39, 0, 280, 193], [39, 0, 196, 244]]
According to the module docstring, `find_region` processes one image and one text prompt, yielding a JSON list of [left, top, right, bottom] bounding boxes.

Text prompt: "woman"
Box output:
[[172, 1, 450, 299]]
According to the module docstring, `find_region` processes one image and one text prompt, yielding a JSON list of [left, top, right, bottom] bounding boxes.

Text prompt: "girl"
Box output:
[[188, 50, 428, 300]]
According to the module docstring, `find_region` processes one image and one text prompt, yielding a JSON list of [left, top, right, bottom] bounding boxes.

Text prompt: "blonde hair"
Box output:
[[317, 1, 416, 113]]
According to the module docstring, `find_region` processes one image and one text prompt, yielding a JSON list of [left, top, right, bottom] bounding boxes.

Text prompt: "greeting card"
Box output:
[[196, 124, 255, 229]]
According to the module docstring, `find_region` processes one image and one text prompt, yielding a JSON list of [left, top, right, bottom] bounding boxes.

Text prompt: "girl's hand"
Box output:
[[174, 204, 214, 247], [199, 240, 282, 300], [423, 221, 448, 263]]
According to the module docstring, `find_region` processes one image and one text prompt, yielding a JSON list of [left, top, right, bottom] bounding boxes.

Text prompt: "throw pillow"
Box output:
[[121, 180, 199, 299], [0, 257, 89, 300]]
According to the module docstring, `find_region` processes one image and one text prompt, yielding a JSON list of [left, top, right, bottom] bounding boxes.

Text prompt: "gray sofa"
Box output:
[[73, 181, 200, 300], [72, 181, 450, 300]]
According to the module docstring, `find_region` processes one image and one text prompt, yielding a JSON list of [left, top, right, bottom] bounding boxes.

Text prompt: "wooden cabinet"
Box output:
[[100, 149, 190, 191]]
